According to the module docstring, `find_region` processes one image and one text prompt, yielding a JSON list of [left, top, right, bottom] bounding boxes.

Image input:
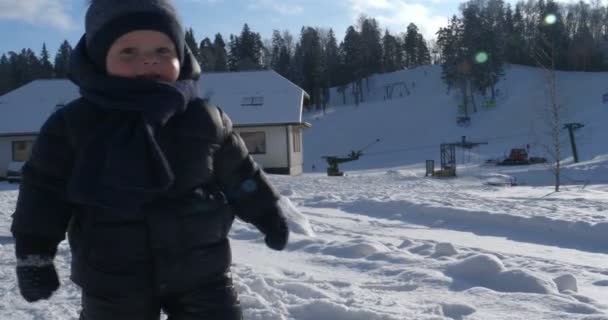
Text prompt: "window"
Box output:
[[241, 96, 264, 106], [240, 132, 266, 154], [12, 140, 34, 161], [292, 130, 301, 153]]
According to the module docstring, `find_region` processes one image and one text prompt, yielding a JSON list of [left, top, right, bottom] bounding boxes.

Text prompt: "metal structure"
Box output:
[[321, 139, 380, 176], [563, 122, 585, 163], [322, 151, 363, 176], [435, 136, 487, 177]]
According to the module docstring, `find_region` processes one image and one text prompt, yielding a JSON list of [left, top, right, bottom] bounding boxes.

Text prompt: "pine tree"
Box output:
[[277, 39, 292, 78], [227, 34, 239, 71], [288, 43, 302, 85], [415, 34, 432, 66], [477, 0, 506, 99], [510, 3, 528, 65], [298, 27, 324, 109], [54, 40, 72, 78], [270, 30, 285, 73], [359, 17, 383, 81], [0, 54, 10, 95], [199, 37, 215, 71], [341, 26, 364, 104], [23, 48, 42, 81], [567, 1, 595, 70], [235, 24, 263, 70], [535, 0, 568, 70], [404, 23, 420, 68], [185, 28, 200, 62], [324, 29, 340, 87], [437, 15, 472, 116], [382, 30, 401, 73], [39, 43, 54, 79], [213, 33, 228, 71]]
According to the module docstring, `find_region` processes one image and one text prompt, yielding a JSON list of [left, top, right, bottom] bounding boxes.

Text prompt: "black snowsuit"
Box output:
[[11, 40, 286, 319]]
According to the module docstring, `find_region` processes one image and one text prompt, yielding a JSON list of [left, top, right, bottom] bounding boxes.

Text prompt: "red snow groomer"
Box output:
[[498, 147, 547, 166]]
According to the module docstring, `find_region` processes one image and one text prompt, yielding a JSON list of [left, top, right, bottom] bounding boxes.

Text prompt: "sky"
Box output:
[[0, 0, 594, 60]]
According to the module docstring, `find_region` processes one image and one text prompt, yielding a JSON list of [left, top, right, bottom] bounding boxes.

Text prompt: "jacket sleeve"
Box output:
[[11, 108, 75, 241], [212, 108, 281, 224]]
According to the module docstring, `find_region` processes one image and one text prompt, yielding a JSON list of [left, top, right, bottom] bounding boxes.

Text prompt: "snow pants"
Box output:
[[78, 274, 242, 320]]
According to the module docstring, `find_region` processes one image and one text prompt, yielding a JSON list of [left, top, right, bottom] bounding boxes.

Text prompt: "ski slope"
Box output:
[[0, 64, 607, 319]]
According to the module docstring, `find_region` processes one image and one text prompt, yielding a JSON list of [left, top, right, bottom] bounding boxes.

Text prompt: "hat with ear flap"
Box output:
[[85, 0, 186, 73]]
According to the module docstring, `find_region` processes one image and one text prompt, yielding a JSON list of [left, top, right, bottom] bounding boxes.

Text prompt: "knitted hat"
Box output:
[[85, 0, 185, 73]]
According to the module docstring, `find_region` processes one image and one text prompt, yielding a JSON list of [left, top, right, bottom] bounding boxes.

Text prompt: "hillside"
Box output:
[[303, 64, 608, 185]]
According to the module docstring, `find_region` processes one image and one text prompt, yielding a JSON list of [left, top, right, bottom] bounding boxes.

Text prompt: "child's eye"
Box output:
[[157, 47, 173, 55], [120, 48, 137, 55]]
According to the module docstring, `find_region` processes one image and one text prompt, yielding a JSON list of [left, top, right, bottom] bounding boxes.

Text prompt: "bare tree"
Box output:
[[532, 29, 562, 192]]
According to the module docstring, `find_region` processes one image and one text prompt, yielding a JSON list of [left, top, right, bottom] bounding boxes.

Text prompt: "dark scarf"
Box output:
[[67, 36, 201, 211]]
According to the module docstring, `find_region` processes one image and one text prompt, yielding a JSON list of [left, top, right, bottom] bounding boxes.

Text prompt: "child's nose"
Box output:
[[141, 52, 160, 65]]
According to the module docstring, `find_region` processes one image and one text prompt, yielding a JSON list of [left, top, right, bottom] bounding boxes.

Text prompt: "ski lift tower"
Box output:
[[435, 136, 487, 177]]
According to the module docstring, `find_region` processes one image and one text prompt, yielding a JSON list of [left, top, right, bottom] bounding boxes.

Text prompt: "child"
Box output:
[[11, 0, 289, 319]]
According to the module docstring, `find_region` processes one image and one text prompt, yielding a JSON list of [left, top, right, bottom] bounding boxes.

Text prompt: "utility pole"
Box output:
[[563, 123, 584, 163]]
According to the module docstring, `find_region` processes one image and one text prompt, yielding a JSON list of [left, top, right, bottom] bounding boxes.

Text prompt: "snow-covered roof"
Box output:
[[0, 80, 79, 135], [200, 70, 308, 125], [0, 70, 308, 135]]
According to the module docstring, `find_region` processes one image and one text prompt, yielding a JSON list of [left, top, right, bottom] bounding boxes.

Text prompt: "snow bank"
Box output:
[[554, 274, 578, 293], [330, 198, 608, 252], [446, 254, 558, 294], [321, 240, 389, 259]]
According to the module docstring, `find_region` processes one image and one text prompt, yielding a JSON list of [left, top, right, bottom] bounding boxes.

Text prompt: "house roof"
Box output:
[[200, 70, 308, 125], [0, 79, 79, 136], [0, 70, 308, 135]]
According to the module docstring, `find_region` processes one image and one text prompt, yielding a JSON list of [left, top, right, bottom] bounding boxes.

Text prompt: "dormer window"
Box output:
[[241, 96, 264, 106]]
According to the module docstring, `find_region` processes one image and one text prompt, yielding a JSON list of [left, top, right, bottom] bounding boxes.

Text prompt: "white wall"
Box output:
[[235, 126, 288, 169], [287, 125, 304, 175]]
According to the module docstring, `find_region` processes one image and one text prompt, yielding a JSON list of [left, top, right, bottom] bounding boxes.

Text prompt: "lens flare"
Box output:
[[475, 52, 489, 64]]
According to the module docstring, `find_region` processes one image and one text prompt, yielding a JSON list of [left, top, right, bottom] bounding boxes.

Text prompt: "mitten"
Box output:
[[14, 236, 61, 302], [254, 207, 289, 251], [16, 257, 60, 302]]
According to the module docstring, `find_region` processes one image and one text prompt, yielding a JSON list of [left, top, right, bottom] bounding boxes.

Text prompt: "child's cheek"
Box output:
[[165, 57, 180, 82]]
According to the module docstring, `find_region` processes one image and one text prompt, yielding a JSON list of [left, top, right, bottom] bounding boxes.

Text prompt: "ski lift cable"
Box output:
[[359, 130, 574, 158], [364, 134, 519, 157], [363, 144, 438, 156]]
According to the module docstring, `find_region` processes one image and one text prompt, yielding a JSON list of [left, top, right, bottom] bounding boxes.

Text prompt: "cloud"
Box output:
[[348, 0, 452, 40], [0, 0, 74, 30], [248, 0, 304, 15]]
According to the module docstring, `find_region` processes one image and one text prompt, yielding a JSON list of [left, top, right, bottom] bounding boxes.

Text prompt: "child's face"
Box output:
[[106, 30, 180, 82]]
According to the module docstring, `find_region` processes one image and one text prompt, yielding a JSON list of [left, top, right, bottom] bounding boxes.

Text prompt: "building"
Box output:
[[0, 80, 79, 178], [201, 70, 310, 175], [0, 70, 310, 178]]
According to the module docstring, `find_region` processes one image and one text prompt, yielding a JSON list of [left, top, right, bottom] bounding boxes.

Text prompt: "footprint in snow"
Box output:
[[408, 243, 434, 256], [593, 280, 608, 287], [360, 281, 418, 292]]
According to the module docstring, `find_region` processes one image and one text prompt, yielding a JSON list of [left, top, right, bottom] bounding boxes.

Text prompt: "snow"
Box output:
[[0, 80, 79, 135], [1, 64, 608, 319], [555, 274, 579, 293]]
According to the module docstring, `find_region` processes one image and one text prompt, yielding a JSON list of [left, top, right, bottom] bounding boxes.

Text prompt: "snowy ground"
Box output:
[[1, 162, 607, 319]]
